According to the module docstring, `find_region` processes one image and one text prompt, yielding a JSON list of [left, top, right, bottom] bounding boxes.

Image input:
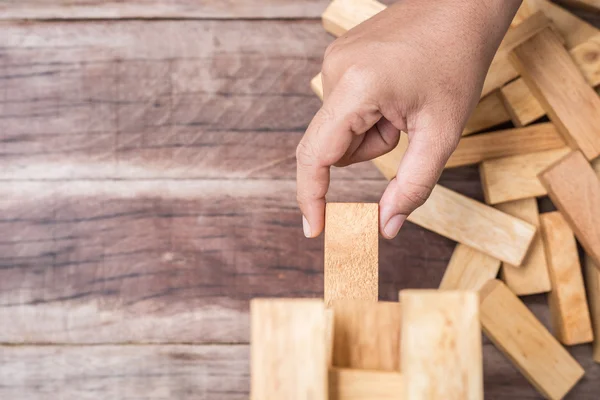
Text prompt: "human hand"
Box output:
[[296, 0, 521, 239]]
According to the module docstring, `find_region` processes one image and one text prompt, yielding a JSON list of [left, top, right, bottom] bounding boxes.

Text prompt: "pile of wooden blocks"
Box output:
[[251, 0, 600, 398]]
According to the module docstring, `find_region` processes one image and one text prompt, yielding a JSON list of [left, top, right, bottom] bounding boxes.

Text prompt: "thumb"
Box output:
[[379, 117, 460, 239]]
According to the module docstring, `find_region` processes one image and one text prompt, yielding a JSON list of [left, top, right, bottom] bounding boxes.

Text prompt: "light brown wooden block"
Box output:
[[439, 243, 501, 291], [330, 300, 401, 371], [325, 203, 378, 305], [462, 92, 511, 136], [540, 212, 593, 345], [571, 32, 600, 87], [538, 151, 600, 268], [311, 72, 323, 100], [479, 147, 571, 205], [512, 2, 534, 27], [479, 280, 585, 399], [584, 256, 600, 363], [481, 57, 519, 99], [495, 12, 551, 60], [407, 185, 536, 266], [446, 122, 564, 168], [329, 368, 403, 400], [251, 299, 327, 400], [400, 290, 483, 400], [500, 79, 545, 126], [560, 0, 600, 12], [496, 198, 551, 296], [322, 0, 385, 37], [511, 28, 600, 160]]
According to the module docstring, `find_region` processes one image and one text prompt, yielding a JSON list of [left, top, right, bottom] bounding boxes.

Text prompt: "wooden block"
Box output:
[[479, 147, 571, 205], [584, 255, 600, 363], [511, 28, 600, 160], [400, 290, 483, 400], [330, 300, 401, 371], [329, 368, 403, 400], [407, 185, 536, 266], [500, 79, 545, 126], [512, 2, 534, 27], [322, 0, 385, 37], [496, 198, 551, 296], [325, 203, 378, 305], [540, 211, 593, 345], [446, 122, 564, 168], [481, 57, 519, 99], [439, 243, 501, 291], [371, 133, 409, 180], [571, 32, 600, 87], [462, 92, 511, 136], [538, 151, 600, 268], [479, 280, 585, 399], [495, 12, 551, 60], [251, 299, 327, 400], [311, 72, 323, 100], [560, 0, 600, 12]]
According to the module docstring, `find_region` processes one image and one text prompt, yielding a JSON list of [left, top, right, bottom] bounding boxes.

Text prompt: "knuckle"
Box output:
[[397, 181, 432, 209], [296, 140, 319, 169]]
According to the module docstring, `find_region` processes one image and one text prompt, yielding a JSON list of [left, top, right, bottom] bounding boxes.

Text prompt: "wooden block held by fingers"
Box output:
[[463, 92, 511, 136], [330, 300, 401, 371], [322, 0, 385, 37], [538, 151, 600, 267], [439, 243, 501, 291], [540, 211, 593, 345], [400, 290, 483, 400], [479, 280, 585, 399], [329, 368, 403, 400], [446, 123, 564, 168], [511, 28, 600, 160], [325, 203, 378, 305], [479, 147, 571, 205], [584, 256, 600, 363], [251, 299, 327, 400], [496, 198, 551, 296]]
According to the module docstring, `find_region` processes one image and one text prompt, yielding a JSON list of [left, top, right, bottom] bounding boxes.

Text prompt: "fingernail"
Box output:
[[302, 215, 312, 238], [383, 215, 406, 239]]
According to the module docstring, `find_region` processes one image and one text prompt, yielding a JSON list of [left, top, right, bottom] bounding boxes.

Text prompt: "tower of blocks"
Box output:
[[251, 0, 600, 398]]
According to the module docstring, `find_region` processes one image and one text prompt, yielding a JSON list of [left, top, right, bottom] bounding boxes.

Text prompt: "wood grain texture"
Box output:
[[539, 151, 600, 268], [330, 300, 401, 372], [325, 203, 379, 304], [584, 256, 600, 363], [401, 290, 483, 400], [479, 280, 585, 400], [496, 198, 551, 296], [251, 299, 327, 400], [446, 122, 565, 168], [462, 92, 512, 136], [439, 244, 501, 291], [329, 368, 403, 400], [500, 78, 546, 126], [479, 147, 571, 205], [511, 28, 600, 160]]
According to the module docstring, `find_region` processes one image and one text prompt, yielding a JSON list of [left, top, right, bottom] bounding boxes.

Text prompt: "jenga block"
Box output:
[[571, 33, 600, 87], [479, 147, 571, 205], [325, 203, 378, 305], [446, 122, 564, 168], [500, 79, 545, 126], [560, 0, 600, 12], [329, 368, 403, 400], [439, 243, 501, 291], [584, 255, 600, 363], [330, 300, 401, 371], [479, 280, 585, 399], [322, 0, 385, 37], [538, 151, 600, 268], [311, 73, 323, 100], [251, 299, 327, 400], [407, 185, 536, 266], [539, 211, 593, 345], [511, 2, 534, 27], [495, 12, 551, 60], [511, 28, 600, 160], [496, 198, 551, 296], [462, 92, 511, 136], [480, 57, 519, 99], [400, 290, 483, 400]]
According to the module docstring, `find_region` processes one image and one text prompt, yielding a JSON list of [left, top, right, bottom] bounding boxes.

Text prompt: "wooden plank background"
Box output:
[[1, 1, 599, 399]]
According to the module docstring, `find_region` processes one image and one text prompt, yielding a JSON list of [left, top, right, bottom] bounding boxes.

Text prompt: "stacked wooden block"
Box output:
[[251, 0, 600, 398]]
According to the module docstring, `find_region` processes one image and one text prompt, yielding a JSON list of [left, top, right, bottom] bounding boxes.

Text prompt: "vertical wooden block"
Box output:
[[584, 255, 600, 363], [251, 299, 327, 400], [329, 368, 403, 400], [400, 290, 483, 400], [479, 147, 571, 205], [439, 243, 501, 291], [330, 300, 401, 371], [538, 151, 600, 268], [479, 280, 584, 399], [325, 203, 378, 305], [540, 212, 593, 345], [496, 198, 551, 295], [511, 28, 600, 160]]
